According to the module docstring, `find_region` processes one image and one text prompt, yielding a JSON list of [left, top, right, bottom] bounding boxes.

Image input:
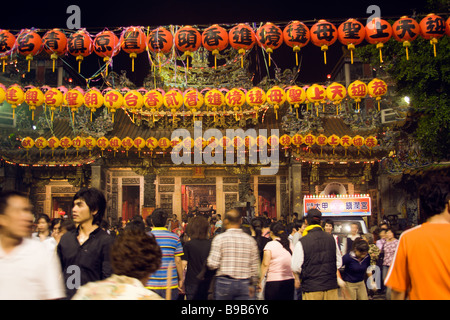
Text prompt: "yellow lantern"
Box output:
[[347, 80, 367, 111], [122, 136, 134, 156], [352, 135, 365, 155], [64, 89, 84, 122], [340, 135, 353, 156], [365, 135, 378, 155], [47, 136, 60, 156], [21, 137, 34, 156], [104, 90, 123, 122], [246, 87, 266, 120], [286, 86, 306, 118], [72, 136, 85, 157], [291, 133, 304, 153], [44, 88, 63, 121], [96, 137, 109, 157], [326, 82, 347, 115], [24, 87, 44, 121], [304, 133, 316, 153], [266, 86, 286, 120], [221, 136, 232, 151], [244, 135, 256, 150], [144, 89, 164, 122], [123, 90, 144, 121], [204, 89, 225, 122], [306, 84, 326, 116], [225, 88, 246, 121], [256, 135, 267, 150], [158, 137, 171, 151], [327, 134, 341, 155], [6, 85, 25, 119], [84, 136, 97, 156], [84, 88, 104, 121], [60, 136, 72, 157], [268, 134, 279, 149], [316, 134, 328, 156], [163, 89, 184, 121], [109, 136, 122, 156], [233, 136, 244, 151], [133, 137, 146, 157], [146, 137, 158, 154], [367, 78, 388, 111], [183, 89, 204, 122], [34, 136, 48, 156], [0, 85, 5, 104]]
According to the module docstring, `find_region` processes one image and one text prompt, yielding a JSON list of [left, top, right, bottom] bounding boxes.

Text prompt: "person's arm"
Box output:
[[206, 236, 221, 270], [259, 250, 271, 290], [291, 241, 304, 274], [390, 289, 406, 300], [174, 255, 184, 291]]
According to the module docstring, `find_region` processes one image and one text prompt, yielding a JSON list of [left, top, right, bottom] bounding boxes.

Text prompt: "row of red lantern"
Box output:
[[0, 78, 387, 122], [20, 133, 378, 157], [0, 14, 448, 74]]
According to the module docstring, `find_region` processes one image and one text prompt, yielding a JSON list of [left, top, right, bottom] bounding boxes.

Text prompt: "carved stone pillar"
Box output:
[[291, 162, 303, 217], [238, 173, 251, 201], [143, 174, 157, 207], [309, 163, 319, 194]]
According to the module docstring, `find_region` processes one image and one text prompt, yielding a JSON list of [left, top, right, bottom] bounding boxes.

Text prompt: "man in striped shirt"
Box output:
[[207, 209, 260, 300], [145, 209, 184, 300]]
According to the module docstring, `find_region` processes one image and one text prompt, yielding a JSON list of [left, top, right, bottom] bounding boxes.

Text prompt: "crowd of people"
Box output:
[[0, 181, 449, 300]]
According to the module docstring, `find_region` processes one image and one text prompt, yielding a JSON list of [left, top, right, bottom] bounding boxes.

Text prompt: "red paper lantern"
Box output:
[[202, 24, 229, 69], [392, 16, 420, 60], [42, 29, 67, 72], [175, 25, 202, 69], [120, 26, 147, 72], [256, 22, 283, 67], [147, 27, 173, 71], [0, 30, 16, 72], [419, 13, 446, 57], [283, 21, 310, 66], [67, 29, 93, 73], [16, 29, 42, 72], [365, 18, 392, 63], [310, 19, 338, 64], [93, 30, 120, 75], [229, 23, 256, 68], [338, 18, 365, 64], [446, 17, 450, 37]]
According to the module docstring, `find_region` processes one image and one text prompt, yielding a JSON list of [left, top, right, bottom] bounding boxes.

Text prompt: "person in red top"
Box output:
[[385, 183, 450, 300]]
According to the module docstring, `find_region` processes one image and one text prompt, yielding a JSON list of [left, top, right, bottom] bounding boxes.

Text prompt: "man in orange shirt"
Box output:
[[385, 183, 450, 300]]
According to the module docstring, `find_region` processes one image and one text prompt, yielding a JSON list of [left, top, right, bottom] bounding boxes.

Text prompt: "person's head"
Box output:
[[187, 216, 210, 240], [385, 228, 395, 240], [60, 219, 76, 234], [419, 183, 450, 222], [324, 219, 334, 234], [294, 218, 305, 233], [0, 191, 34, 240], [292, 212, 298, 220], [378, 228, 387, 239], [224, 209, 242, 228], [352, 238, 369, 260], [216, 214, 221, 220], [110, 229, 162, 285], [350, 222, 359, 235], [306, 208, 322, 226], [51, 218, 62, 234], [248, 189, 253, 194], [35, 214, 51, 234], [379, 222, 388, 231], [124, 220, 146, 233], [287, 222, 295, 235], [362, 233, 374, 245], [270, 221, 292, 254], [150, 208, 169, 228], [72, 188, 106, 226]]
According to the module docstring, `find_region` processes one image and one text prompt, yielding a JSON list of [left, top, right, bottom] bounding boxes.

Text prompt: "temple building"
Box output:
[[1, 43, 429, 230]]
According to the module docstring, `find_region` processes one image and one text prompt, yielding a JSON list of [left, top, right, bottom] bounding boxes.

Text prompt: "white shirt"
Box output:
[[0, 237, 65, 300], [291, 237, 342, 275]]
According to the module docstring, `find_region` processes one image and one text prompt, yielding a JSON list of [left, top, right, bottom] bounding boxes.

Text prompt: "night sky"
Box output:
[[1, 0, 431, 86]]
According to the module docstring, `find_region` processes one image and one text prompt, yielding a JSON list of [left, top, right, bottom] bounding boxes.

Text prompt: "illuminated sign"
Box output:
[[304, 195, 371, 216]]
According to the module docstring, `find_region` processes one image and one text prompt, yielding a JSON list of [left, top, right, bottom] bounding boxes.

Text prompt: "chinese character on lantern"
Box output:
[[326, 82, 347, 115], [93, 30, 120, 76], [0, 30, 16, 72], [347, 80, 367, 111], [84, 88, 104, 121], [256, 22, 283, 67], [144, 89, 164, 122], [338, 18, 365, 64], [103, 89, 123, 122], [266, 86, 286, 120], [67, 29, 93, 73], [43, 29, 67, 72], [286, 86, 306, 118], [175, 26, 201, 69], [367, 78, 388, 111], [202, 24, 229, 69], [419, 13, 445, 57], [392, 16, 420, 60], [246, 87, 266, 120], [229, 23, 256, 68], [225, 88, 246, 121], [147, 27, 173, 70], [283, 21, 310, 66], [17, 29, 42, 72], [120, 26, 147, 72], [365, 18, 392, 63], [183, 89, 204, 121], [310, 19, 338, 64]]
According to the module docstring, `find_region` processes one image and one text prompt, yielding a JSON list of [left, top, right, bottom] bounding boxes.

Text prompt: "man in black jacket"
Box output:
[[291, 209, 342, 300], [57, 188, 114, 299]]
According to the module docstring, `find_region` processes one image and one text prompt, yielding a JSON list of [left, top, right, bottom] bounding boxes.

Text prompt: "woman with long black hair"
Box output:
[[258, 221, 295, 300]]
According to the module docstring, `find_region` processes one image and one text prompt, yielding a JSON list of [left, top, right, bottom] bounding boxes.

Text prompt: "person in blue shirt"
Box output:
[[341, 238, 371, 300]]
